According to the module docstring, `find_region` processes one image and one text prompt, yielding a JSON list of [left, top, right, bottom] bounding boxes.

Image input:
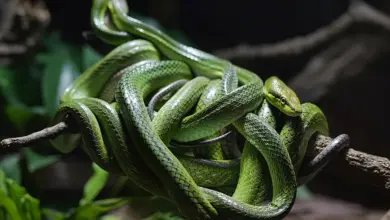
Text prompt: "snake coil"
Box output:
[[49, 0, 350, 219]]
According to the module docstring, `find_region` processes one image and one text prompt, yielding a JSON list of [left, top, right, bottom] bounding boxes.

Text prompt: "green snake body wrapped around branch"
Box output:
[[49, 0, 349, 219]]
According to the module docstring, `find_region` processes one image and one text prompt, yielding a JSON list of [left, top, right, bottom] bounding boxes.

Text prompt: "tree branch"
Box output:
[[382, 208, 390, 220], [0, 122, 68, 151], [311, 135, 390, 190], [213, 1, 390, 60], [287, 33, 390, 101], [214, 13, 352, 60]]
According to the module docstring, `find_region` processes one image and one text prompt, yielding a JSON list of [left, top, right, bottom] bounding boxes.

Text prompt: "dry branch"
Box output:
[[213, 1, 390, 60], [311, 135, 390, 190], [288, 34, 390, 101], [382, 208, 390, 220], [0, 122, 68, 151]]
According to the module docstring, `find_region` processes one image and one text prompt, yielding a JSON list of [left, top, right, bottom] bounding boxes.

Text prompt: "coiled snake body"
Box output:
[[50, 0, 349, 219]]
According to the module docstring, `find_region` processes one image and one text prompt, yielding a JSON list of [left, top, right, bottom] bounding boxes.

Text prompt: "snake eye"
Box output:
[[264, 76, 302, 117]]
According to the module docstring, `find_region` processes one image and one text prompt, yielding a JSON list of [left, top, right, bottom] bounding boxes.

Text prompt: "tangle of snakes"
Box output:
[[7, 0, 352, 219]]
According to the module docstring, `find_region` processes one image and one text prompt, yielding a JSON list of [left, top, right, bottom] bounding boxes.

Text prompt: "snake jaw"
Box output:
[[264, 76, 302, 117]]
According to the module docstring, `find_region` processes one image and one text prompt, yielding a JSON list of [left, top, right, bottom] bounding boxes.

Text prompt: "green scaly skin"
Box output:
[[47, 0, 333, 219], [106, 0, 298, 216], [194, 66, 296, 220], [281, 103, 329, 173], [115, 61, 218, 219], [193, 79, 225, 160], [90, 0, 131, 45], [152, 77, 240, 188], [62, 39, 159, 102], [51, 59, 242, 192], [231, 101, 277, 206]]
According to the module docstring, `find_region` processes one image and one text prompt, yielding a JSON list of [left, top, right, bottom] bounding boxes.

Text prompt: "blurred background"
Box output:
[[0, 0, 390, 219]]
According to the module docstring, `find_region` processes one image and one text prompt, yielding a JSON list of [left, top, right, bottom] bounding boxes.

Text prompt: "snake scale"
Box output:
[[49, 0, 350, 219]]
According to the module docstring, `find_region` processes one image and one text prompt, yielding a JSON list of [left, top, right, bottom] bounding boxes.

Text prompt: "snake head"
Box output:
[[264, 76, 302, 117]]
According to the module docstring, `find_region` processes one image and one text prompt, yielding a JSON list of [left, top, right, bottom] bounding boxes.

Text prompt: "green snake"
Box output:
[[49, 0, 349, 219]]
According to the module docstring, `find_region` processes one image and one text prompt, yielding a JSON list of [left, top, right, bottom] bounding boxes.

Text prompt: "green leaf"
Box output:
[[0, 169, 42, 220], [42, 49, 79, 115], [6, 179, 41, 220], [0, 190, 22, 220], [82, 46, 103, 71], [72, 198, 129, 220], [99, 215, 120, 220], [20, 194, 41, 220], [6, 179, 29, 216], [0, 154, 21, 184], [144, 212, 183, 220], [5, 177, 42, 220], [42, 208, 66, 220], [23, 148, 60, 173], [79, 163, 110, 206], [0, 169, 8, 193]]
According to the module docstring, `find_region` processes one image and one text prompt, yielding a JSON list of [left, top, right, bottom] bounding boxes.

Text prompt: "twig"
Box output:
[[311, 135, 390, 190], [288, 33, 390, 101], [0, 122, 68, 151], [214, 13, 352, 60], [381, 208, 390, 220], [213, 1, 390, 60]]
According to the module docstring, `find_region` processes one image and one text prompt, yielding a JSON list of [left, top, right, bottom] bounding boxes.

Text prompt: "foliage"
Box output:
[[0, 168, 40, 220], [0, 30, 100, 187], [144, 212, 184, 220], [0, 31, 102, 139], [0, 165, 130, 220]]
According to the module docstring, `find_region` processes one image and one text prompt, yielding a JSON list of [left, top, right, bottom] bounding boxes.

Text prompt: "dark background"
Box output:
[[1, 0, 390, 218], [45, 0, 347, 47]]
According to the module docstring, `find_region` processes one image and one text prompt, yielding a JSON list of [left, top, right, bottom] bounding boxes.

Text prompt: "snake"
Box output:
[[48, 0, 350, 219]]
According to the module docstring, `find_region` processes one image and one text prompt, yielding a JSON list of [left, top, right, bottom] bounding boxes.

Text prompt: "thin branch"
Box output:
[[288, 33, 390, 101], [213, 1, 390, 60], [0, 122, 68, 151], [214, 13, 352, 60], [382, 208, 390, 220], [311, 135, 390, 190], [351, 0, 390, 31]]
